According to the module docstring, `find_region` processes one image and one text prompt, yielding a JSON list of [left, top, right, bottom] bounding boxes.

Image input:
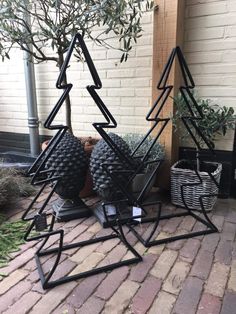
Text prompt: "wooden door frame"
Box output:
[[152, 0, 185, 189], [231, 129, 236, 197]]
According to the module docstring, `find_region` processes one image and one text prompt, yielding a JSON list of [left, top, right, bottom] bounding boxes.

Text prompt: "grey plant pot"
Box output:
[[131, 169, 156, 196]]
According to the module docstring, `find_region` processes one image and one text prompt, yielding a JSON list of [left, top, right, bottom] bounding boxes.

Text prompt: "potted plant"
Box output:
[[171, 93, 236, 210], [122, 133, 165, 195], [79, 136, 99, 198]]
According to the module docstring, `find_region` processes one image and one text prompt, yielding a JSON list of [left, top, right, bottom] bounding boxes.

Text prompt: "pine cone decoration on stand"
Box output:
[[46, 132, 91, 221], [90, 133, 132, 201]]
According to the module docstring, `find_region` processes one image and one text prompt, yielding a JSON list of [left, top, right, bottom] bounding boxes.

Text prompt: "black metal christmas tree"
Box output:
[[85, 43, 219, 244], [21, 34, 142, 290]]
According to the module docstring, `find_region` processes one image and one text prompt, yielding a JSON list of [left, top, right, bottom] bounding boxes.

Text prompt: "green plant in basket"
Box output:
[[173, 93, 236, 150], [171, 93, 236, 210]]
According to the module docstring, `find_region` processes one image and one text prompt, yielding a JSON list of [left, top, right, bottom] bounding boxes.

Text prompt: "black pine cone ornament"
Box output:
[[46, 132, 88, 199], [90, 133, 132, 201]]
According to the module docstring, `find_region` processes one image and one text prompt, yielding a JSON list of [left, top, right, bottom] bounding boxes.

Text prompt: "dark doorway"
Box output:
[[231, 129, 236, 198]]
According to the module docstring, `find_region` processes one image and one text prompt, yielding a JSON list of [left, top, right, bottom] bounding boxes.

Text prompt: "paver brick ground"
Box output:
[[1, 194, 236, 313]]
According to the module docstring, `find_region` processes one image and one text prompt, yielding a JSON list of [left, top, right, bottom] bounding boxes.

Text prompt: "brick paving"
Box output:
[[0, 194, 236, 314]]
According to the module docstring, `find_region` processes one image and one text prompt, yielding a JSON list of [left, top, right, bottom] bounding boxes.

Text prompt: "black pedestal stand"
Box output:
[[53, 197, 91, 222]]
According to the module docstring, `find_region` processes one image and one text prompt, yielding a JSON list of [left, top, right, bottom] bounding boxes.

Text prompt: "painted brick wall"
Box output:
[[184, 0, 236, 151], [0, 12, 153, 138], [0, 50, 27, 134], [1, 3, 236, 151]]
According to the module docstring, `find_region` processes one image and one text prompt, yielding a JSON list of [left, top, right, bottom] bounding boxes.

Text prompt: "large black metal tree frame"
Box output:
[[21, 34, 142, 290], [85, 43, 218, 243], [126, 47, 219, 246]]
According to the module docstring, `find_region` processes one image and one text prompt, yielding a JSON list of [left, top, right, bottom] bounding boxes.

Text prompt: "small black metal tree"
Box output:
[[86, 44, 219, 244]]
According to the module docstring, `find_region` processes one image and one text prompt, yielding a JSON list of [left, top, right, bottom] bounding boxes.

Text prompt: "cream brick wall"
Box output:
[[184, 0, 236, 151], [0, 12, 153, 138], [1, 3, 236, 151]]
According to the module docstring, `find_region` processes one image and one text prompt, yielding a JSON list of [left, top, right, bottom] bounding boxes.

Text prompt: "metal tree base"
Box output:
[[53, 197, 91, 222], [34, 223, 142, 290], [127, 205, 218, 247]]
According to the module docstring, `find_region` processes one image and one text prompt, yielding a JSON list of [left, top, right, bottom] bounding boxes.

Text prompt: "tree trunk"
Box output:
[[58, 52, 73, 134]]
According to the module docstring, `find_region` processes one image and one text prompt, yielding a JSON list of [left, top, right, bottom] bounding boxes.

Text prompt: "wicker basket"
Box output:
[[171, 160, 222, 211]]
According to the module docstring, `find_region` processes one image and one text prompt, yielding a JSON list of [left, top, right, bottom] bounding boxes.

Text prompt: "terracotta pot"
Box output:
[[79, 137, 99, 198], [41, 140, 50, 151]]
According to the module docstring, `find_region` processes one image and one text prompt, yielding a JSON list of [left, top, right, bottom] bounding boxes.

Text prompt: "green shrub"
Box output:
[[122, 133, 165, 162], [173, 93, 236, 148]]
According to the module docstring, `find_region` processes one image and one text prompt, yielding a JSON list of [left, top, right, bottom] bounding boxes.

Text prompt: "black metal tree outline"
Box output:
[[127, 47, 219, 246], [86, 43, 218, 244], [21, 33, 142, 290]]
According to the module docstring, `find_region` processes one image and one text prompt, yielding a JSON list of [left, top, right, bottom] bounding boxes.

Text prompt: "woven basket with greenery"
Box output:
[[171, 160, 222, 211]]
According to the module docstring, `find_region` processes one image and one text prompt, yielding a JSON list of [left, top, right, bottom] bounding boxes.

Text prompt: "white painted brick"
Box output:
[[101, 97, 120, 107], [190, 64, 236, 74], [116, 57, 150, 69], [187, 0, 224, 4], [136, 46, 153, 57], [102, 79, 120, 88], [185, 14, 236, 29], [222, 51, 236, 62], [197, 87, 236, 97], [121, 78, 150, 88], [188, 3, 227, 17], [225, 26, 236, 37], [107, 69, 135, 78], [90, 50, 107, 60], [186, 27, 224, 41], [194, 75, 224, 86], [184, 39, 236, 52], [121, 97, 151, 107], [81, 70, 106, 79], [135, 88, 152, 97], [185, 51, 222, 64], [107, 49, 123, 60], [136, 67, 152, 77], [228, 1, 236, 12], [134, 107, 148, 116], [135, 35, 152, 46], [107, 88, 135, 97], [140, 12, 152, 24]]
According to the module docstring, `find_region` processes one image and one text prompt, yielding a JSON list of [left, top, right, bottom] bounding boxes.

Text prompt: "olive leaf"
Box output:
[[172, 93, 236, 149]]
